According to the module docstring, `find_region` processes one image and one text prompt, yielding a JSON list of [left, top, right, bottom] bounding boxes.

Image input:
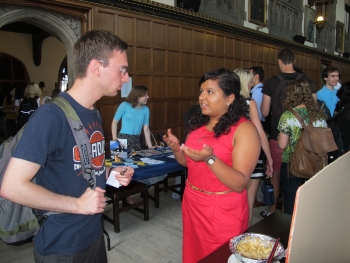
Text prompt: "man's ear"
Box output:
[[89, 59, 102, 77]]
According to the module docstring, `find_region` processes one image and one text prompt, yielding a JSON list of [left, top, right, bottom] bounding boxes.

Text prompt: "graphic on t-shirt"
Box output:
[[72, 125, 105, 171]]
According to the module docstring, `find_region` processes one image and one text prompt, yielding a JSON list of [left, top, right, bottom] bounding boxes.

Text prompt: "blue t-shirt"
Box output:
[[250, 83, 264, 121], [316, 85, 339, 117], [12, 92, 106, 256], [114, 102, 149, 135]]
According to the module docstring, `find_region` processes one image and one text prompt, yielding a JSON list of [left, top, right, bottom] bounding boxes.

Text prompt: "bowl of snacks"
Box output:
[[229, 233, 285, 263]]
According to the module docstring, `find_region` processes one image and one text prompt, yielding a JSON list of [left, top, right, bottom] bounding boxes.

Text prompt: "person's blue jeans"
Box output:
[[280, 162, 307, 215]]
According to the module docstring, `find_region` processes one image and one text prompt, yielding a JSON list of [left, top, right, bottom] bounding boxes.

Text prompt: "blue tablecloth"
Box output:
[[109, 152, 186, 181]]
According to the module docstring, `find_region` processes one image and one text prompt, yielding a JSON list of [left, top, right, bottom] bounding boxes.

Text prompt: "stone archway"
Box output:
[[0, 4, 81, 88]]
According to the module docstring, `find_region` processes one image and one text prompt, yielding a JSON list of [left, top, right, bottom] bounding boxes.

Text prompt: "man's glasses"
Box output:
[[98, 59, 128, 76]]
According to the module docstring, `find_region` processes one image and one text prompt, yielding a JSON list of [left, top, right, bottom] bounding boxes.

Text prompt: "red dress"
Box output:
[[182, 118, 249, 263]]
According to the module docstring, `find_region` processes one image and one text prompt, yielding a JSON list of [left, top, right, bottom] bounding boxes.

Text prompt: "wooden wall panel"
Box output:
[[97, 12, 114, 31], [150, 102, 166, 127], [168, 77, 180, 98], [257, 46, 264, 61], [117, 16, 133, 42], [194, 31, 204, 52], [153, 23, 165, 47], [226, 58, 234, 71], [242, 42, 250, 59], [215, 35, 225, 56], [206, 56, 215, 72], [152, 76, 165, 99], [136, 20, 151, 45], [206, 34, 214, 53], [215, 57, 225, 69], [181, 53, 192, 73], [234, 40, 242, 59], [136, 48, 150, 71], [153, 49, 165, 72], [180, 77, 193, 97], [168, 26, 179, 49], [225, 38, 233, 57], [250, 43, 257, 60], [137, 75, 151, 89], [181, 28, 192, 51], [167, 101, 180, 125], [168, 51, 179, 73], [194, 55, 204, 75]]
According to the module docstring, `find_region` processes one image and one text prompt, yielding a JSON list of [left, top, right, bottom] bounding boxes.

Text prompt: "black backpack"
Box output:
[[271, 73, 304, 123], [19, 96, 39, 128]]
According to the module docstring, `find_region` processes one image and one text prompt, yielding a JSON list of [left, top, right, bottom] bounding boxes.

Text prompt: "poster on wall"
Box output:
[[336, 21, 345, 53], [121, 77, 132, 98], [304, 5, 315, 43], [248, 0, 267, 27]]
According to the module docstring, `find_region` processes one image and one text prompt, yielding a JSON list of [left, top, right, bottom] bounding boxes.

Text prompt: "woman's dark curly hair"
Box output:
[[284, 79, 325, 122], [335, 80, 350, 111], [188, 68, 250, 138]]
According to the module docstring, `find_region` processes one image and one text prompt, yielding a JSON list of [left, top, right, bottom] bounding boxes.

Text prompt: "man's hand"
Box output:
[[114, 166, 134, 186], [76, 187, 106, 215]]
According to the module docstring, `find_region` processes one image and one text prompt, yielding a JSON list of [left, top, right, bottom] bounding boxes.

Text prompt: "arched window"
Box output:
[[0, 53, 29, 93], [58, 56, 68, 91]]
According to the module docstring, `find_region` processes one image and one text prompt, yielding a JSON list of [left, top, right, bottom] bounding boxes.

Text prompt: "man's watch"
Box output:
[[206, 155, 216, 165]]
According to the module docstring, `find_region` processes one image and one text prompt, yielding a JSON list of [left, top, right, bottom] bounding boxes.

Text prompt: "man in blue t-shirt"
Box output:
[[317, 66, 340, 117], [1, 30, 134, 263]]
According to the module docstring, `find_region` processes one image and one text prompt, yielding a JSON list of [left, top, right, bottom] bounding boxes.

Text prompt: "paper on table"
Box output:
[[140, 157, 165, 165], [106, 170, 121, 188]]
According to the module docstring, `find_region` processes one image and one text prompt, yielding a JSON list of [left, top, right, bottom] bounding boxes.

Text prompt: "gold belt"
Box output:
[[186, 180, 234, 195]]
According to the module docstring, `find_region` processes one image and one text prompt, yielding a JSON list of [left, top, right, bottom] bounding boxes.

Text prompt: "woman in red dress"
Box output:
[[164, 68, 261, 262]]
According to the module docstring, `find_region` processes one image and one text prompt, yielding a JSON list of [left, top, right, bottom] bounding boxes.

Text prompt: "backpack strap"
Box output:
[[50, 97, 96, 190], [290, 108, 306, 128]]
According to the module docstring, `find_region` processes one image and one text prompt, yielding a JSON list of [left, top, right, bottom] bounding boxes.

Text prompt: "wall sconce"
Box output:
[[308, 0, 333, 37]]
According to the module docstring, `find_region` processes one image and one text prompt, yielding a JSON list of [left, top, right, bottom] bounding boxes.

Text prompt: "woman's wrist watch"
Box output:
[[206, 155, 216, 165]]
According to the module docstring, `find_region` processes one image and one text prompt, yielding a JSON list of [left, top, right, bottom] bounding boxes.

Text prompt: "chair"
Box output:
[[103, 181, 149, 233], [151, 169, 187, 208]]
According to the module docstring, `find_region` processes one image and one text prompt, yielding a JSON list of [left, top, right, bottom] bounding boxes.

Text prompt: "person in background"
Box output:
[[234, 68, 273, 226], [2, 86, 17, 136], [260, 48, 317, 218], [43, 88, 62, 104], [1, 30, 134, 263], [23, 82, 42, 107], [277, 79, 327, 215], [317, 66, 340, 117], [14, 85, 25, 115], [39, 81, 45, 91], [163, 68, 261, 262], [111, 85, 153, 150], [249, 66, 265, 121], [334, 81, 350, 151]]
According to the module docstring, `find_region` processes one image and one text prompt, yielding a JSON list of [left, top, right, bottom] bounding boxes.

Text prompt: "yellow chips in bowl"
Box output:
[[236, 236, 274, 259]]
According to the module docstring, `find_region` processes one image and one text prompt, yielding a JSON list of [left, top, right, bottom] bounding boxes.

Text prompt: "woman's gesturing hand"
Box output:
[[163, 129, 181, 152], [180, 143, 213, 162]]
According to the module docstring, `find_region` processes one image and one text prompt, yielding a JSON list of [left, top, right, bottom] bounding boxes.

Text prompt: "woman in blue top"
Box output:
[[111, 85, 153, 150]]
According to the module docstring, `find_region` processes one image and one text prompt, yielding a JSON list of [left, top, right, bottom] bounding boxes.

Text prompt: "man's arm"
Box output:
[[1, 158, 106, 215], [261, 94, 271, 118]]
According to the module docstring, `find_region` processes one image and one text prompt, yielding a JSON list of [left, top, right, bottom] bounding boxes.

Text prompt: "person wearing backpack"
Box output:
[[1, 30, 134, 263], [260, 47, 317, 218], [18, 82, 42, 128], [277, 79, 327, 215]]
